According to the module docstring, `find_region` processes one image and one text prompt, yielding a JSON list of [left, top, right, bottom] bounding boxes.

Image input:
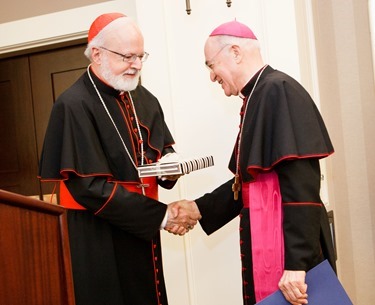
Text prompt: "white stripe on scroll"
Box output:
[[179, 155, 214, 174], [137, 155, 214, 178]]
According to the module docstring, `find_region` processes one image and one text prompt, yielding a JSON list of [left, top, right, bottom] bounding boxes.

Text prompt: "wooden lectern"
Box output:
[[0, 190, 75, 305]]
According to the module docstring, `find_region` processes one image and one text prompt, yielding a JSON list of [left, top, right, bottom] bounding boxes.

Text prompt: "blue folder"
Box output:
[[256, 260, 353, 305]]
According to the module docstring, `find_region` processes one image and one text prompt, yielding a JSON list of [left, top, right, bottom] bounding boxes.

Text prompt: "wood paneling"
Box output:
[[0, 189, 75, 305]]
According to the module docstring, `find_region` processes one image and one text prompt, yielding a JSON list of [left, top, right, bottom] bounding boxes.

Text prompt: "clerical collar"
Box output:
[[239, 65, 269, 99]]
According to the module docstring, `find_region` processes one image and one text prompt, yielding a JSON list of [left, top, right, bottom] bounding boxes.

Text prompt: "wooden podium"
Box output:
[[0, 190, 75, 305]]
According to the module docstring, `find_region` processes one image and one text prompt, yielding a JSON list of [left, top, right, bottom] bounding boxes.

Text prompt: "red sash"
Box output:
[[59, 177, 158, 210]]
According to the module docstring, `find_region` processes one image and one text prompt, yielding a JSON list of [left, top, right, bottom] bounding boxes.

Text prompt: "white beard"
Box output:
[[100, 55, 140, 91]]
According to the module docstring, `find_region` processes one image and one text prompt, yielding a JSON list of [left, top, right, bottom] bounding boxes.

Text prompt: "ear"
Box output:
[[91, 47, 102, 64], [231, 45, 242, 63]]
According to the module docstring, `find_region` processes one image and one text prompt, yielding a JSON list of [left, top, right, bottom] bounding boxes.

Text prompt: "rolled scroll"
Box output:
[[137, 155, 214, 178]]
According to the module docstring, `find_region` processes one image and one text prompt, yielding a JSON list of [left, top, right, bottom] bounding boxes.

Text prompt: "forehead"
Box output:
[[204, 37, 220, 58], [105, 23, 144, 50]]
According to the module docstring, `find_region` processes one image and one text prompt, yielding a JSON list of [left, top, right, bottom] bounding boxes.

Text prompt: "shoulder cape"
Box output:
[[229, 66, 334, 182], [39, 69, 175, 182]]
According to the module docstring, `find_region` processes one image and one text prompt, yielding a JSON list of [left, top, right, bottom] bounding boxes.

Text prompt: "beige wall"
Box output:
[[312, 1, 375, 304], [0, 0, 107, 23]]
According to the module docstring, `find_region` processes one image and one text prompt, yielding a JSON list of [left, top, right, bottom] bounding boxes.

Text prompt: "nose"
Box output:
[[210, 70, 217, 82], [130, 57, 142, 69]]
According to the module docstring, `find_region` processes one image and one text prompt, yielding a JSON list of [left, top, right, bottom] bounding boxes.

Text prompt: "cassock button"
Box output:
[[155, 257, 158, 261], [134, 128, 138, 132], [153, 244, 157, 249], [139, 139, 143, 144]]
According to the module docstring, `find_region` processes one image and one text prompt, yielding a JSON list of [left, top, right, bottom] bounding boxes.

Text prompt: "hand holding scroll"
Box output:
[[165, 200, 201, 235]]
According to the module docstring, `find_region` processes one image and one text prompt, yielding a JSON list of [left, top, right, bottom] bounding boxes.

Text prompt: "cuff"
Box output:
[[160, 210, 168, 229]]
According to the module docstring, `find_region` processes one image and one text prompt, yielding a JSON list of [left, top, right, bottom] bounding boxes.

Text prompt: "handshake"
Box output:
[[165, 200, 201, 235]]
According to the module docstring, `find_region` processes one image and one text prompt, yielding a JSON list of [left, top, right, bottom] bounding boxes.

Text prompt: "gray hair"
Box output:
[[84, 16, 139, 60], [212, 35, 260, 52]]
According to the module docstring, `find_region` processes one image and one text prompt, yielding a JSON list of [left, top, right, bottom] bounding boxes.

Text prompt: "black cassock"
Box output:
[[39, 68, 176, 305], [196, 66, 336, 305]]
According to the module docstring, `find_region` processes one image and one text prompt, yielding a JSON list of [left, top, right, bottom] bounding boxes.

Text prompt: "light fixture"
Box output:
[[185, 0, 232, 15], [185, 0, 191, 15]]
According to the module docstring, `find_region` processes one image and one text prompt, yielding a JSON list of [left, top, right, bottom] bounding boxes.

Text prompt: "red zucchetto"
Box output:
[[88, 12, 126, 42], [209, 20, 257, 40]]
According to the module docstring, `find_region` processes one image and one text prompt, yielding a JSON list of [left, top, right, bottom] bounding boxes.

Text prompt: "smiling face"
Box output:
[[90, 18, 145, 91], [204, 37, 241, 97], [204, 35, 265, 98]]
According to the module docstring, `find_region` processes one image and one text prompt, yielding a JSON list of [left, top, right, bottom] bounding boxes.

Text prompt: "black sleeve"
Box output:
[[275, 158, 324, 271], [195, 178, 243, 235], [65, 174, 167, 241]]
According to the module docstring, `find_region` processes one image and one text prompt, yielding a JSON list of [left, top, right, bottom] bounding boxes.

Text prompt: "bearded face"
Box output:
[[100, 54, 141, 91]]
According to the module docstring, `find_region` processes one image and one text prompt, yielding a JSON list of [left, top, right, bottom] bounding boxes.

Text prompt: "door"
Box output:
[[0, 44, 89, 197], [0, 57, 40, 195]]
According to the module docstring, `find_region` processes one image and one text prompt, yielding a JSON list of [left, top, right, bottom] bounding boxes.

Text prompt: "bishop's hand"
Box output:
[[165, 200, 201, 235], [278, 270, 308, 305]]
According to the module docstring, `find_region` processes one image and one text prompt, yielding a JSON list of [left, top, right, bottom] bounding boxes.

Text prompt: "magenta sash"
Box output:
[[242, 170, 284, 302]]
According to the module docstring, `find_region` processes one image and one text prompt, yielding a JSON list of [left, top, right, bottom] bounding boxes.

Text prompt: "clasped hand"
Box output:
[[165, 200, 201, 235]]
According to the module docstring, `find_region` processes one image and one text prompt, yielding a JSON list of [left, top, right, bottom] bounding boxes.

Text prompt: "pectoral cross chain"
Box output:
[[232, 174, 241, 200]]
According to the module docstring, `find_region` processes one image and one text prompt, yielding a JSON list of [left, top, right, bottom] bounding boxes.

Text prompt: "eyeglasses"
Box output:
[[99, 46, 149, 63], [205, 44, 231, 71]]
